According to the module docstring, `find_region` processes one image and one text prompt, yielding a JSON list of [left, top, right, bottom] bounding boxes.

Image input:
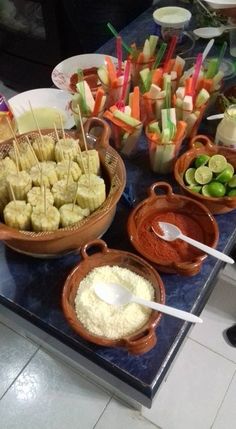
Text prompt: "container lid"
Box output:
[[153, 7, 192, 29]]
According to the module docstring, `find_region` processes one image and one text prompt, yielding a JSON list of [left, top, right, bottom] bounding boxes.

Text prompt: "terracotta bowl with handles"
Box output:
[[0, 117, 126, 257], [127, 182, 219, 276], [62, 239, 165, 355], [174, 134, 236, 214]]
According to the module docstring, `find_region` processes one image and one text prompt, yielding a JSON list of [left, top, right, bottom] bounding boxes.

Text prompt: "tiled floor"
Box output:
[[0, 81, 236, 428], [0, 272, 235, 429]]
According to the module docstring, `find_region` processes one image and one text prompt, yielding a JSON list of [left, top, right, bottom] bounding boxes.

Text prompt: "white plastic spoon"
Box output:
[[152, 222, 234, 264], [207, 113, 224, 120], [184, 38, 215, 78], [94, 283, 202, 324], [194, 26, 235, 39]]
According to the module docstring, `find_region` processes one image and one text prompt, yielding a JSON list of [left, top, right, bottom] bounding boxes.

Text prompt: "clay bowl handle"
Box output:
[[189, 135, 214, 150], [124, 326, 157, 355], [84, 117, 111, 149], [148, 181, 174, 199], [80, 238, 110, 260], [0, 223, 16, 241]]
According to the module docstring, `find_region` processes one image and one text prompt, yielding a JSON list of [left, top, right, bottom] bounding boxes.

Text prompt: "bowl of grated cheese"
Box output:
[[62, 239, 165, 355]]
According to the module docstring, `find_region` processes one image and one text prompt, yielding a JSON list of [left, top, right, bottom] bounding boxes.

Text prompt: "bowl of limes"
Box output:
[[174, 134, 236, 214]]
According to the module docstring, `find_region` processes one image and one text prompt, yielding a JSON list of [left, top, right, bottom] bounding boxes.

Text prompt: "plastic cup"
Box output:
[[128, 53, 155, 87], [153, 7, 191, 43], [109, 122, 143, 157], [69, 101, 105, 135], [99, 74, 131, 109], [146, 122, 185, 174]]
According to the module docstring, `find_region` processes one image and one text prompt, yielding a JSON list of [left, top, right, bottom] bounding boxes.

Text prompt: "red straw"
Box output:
[[116, 59, 131, 111], [116, 36, 123, 77], [162, 35, 178, 73], [191, 53, 203, 98]]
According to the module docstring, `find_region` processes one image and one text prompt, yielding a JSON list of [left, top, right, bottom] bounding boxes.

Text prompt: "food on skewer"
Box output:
[[31, 204, 60, 232], [9, 141, 36, 171], [0, 157, 17, 180], [51, 179, 78, 208], [27, 186, 54, 207], [4, 200, 32, 230], [59, 203, 90, 228], [7, 170, 32, 200], [76, 149, 100, 175], [30, 161, 58, 187], [56, 159, 82, 182], [76, 173, 106, 212], [54, 138, 79, 162], [32, 135, 55, 161]]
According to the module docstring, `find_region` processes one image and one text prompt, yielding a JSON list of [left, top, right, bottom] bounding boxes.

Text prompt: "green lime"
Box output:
[[188, 185, 202, 193], [228, 174, 236, 188], [216, 167, 234, 183], [185, 168, 197, 185], [202, 184, 211, 197], [226, 163, 234, 175], [194, 166, 213, 185], [227, 189, 236, 197], [194, 154, 210, 168], [207, 181, 226, 197], [208, 154, 227, 173]]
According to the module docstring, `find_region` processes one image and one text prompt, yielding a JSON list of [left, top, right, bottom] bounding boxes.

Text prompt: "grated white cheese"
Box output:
[[75, 265, 155, 340]]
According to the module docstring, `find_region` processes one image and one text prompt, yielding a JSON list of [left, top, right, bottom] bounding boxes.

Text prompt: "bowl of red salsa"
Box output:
[[51, 53, 118, 95], [127, 181, 219, 276]]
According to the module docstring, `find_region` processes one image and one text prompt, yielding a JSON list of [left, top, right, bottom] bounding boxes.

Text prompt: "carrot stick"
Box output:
[[146, 131, 161, 143], [152, 68, 163, 86], [105, 56, 117, 87], [92, 88, 105, 116], [164, 58, 175, 74], [173, 120, 187, 142], [196, 78, 204, 93], [143, 94, 154, 122], [137, 52, 145, 64], [201, 78, 213, 93], [172, 94, 177, 107], [131, 86, 140, 120], [185, 77, 193, 96], [103, 110, 135, 134]]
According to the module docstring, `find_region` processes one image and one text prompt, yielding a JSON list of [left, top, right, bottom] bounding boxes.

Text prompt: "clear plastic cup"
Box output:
[[99, 74, 131, 109], [129, 53, 155, 87], [109, 122, 143, 157], [69, 101, 105, 134]]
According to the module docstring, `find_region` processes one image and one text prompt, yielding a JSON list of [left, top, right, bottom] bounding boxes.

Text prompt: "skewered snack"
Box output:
[[0, 157, 17, 181], [0, 180, 10, 215], [9, 141, 36, 171], [51, 179, 78, 208], [76, 149, 100, 175], [76, 173, 106, 212], [32, 135, 55, 161], [54, 138, 79, 162], [7, 171, 32, 201], [4, 200, 32, 230], [27, 186, 54, 207], [56, 159, 82, 182], [59, 203, 90, 228], [30, 161, 58, 187], [31, 204, 60, 232]]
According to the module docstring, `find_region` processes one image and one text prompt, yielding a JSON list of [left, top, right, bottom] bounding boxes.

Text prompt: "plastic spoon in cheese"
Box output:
[[94, 283, 202, 324]]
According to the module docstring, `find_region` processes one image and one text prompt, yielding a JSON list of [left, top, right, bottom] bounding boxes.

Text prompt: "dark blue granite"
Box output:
[[0, 1, 236, 403]]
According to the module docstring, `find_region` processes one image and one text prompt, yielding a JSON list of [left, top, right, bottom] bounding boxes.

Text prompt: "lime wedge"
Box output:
[[208, 154, 227, 173], [194, 154, 210, 168], [228, 174, 236, 188], [227, 189, 236, 197], [188, 185, 202, 193], [207, 181, 226, 197], [185, 168, 197, 185], [202, 184, 211, 197], [194, 166, 213, 185], [216, 167, 234, 183], [226, 163, 234, 175]]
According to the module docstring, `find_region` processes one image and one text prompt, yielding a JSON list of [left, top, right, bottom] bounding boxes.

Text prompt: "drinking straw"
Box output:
[[116, 36, 123, 77], [77, 68, 88, 114], [216, 41, 227, 74], [107, 22, 133, 55], [162, 35, 178, 73], [191, 53, 203, 97], [152, 42, 167, 69], [116, 59, 131, 111]]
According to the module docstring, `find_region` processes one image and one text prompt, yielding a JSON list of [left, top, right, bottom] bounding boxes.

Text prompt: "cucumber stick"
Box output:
[[113, 110, 141, 127]]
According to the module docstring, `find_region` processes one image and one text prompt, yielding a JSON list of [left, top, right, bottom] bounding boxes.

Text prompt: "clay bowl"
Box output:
[[62, 239, 165, 355], [174, 134, 236, 214], [127, 182, 219, 276], [0, 117, 126, 257]]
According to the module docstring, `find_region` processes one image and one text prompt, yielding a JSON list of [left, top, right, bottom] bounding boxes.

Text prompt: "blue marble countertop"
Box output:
[[0, 0, 236, 406]]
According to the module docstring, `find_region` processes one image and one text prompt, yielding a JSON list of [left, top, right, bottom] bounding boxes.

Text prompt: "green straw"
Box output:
[[216, 41, 227, 74], [152, 42, 167, 69], [77, 68, 88, 114], [107, 22, 134, 55]]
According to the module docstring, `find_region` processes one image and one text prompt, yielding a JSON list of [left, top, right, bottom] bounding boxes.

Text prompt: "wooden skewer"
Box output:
[[53, 123, 60, 142], [25, 135, 40, 170], [76, 103, 90, 186], [54, 123, 64, 161], [6, 116, 18, 141], [72, 181, 79, 211], [66, 156, 72, 188], [59, 113, 66, 141], [43, 184, 47, 215], [13, 140, 20, 175], [77, 141, 87, 175], [9, 182, 16, 206], [28, 101, 44, 160]]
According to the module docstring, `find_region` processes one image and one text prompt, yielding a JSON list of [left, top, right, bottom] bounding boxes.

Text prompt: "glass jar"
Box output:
[[215, 105, 236, 150]]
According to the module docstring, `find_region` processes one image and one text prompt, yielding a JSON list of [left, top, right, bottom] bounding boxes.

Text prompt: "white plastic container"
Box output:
[[215, 104, 236, 150]]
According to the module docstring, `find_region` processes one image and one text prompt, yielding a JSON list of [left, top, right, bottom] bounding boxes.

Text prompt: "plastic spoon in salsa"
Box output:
[[94, 283, 202, 324], [152, 222, 234, 264]]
